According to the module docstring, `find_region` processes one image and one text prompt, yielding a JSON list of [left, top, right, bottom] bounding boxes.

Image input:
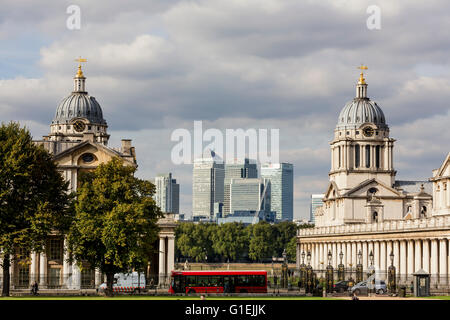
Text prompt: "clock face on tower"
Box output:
[[73, 120, 86, 132], [363, 127, 374, 137]]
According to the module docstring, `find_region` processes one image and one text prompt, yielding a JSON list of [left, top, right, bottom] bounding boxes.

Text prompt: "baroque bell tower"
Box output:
[[329, 66, 396, 192]]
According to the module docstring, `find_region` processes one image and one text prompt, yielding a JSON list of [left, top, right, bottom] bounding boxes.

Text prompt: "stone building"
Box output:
[[1, 62, 176, 292], [297, 69, 449, 286]]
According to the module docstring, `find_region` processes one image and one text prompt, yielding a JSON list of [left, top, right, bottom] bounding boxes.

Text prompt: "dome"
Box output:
[[336, 98, 387, 130], [52, 92, 106, 125]]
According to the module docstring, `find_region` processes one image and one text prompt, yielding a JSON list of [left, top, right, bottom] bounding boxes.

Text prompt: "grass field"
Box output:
[[0, 295, 340, 300]]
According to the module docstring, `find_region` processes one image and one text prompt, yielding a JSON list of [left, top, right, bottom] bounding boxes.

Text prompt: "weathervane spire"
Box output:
[[74, 56, 87, 78], [357, 65, 368, 84]]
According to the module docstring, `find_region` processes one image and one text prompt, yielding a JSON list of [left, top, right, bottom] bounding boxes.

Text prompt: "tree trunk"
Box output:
[[2, 255, 11, 297], [106, 272, 114, 297]]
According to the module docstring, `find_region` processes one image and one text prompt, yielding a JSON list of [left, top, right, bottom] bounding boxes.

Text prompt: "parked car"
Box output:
[[333, 280, 350, 293], [350, 280, 387, 295]]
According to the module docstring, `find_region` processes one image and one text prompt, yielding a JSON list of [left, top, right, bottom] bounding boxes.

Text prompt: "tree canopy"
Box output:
[[66, 157, 163, 295], [0, 122, 72, 296]]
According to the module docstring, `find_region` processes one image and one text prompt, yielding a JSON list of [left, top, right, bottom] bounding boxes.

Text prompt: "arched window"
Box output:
[[420, 206, 427, 218], [338, 146, 341, 168], [365, 145, 371, 168], [372, 211, 378, 223], [355, 144, 360, 168]]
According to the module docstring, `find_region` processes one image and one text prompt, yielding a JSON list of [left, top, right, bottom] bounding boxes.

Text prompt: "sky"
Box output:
[[1, 0, 449, 220]]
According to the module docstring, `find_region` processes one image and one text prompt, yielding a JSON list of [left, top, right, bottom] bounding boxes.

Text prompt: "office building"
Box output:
[[261, 163, 294, 221], [310, 194, 325, 224]]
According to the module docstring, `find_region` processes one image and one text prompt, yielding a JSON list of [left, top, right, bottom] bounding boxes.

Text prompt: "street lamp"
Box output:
[[369, 250, 374, 266], [390, 251, 394, 266], [326, 250, 334, 294], [356, 250, 363, 283], [327, 250, 332, 266], [338, 251, 345, 281], [388, 251, 396, 294], [301, 251, 306, 265], [307, 251, 311, 266]]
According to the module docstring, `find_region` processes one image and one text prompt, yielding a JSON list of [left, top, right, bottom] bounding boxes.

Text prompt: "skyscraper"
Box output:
[[310, 194, 324, 224], [229, 178, 270, 214], [223, 158, 258, 216], [192, 150, 225, 219], [261, 163, 293, 221], [155, 173, 179, 214]]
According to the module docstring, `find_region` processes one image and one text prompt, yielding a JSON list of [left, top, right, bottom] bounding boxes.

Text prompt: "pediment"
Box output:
[[324, 181, 340, 200], [435, 152, 450, 178], [52, 141, 136, 167], [343, 178, 403, 198]]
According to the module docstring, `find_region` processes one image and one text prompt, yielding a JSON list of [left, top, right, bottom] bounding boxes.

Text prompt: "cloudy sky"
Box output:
[[1, 0, 449, 220]]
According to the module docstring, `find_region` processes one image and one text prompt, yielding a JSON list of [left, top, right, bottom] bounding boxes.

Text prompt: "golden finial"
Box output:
[[74, 57, 87, 77], [357, 65, 368, 84]]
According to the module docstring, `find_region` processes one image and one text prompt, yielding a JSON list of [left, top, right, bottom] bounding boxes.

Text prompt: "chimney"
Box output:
[[121, 139, 132, 155]]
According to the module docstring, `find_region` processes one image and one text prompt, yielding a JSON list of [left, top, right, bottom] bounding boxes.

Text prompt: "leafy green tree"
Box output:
[[212, 222, 248, 262], [247, 221, 277, 261], [0, 122, 72, 296], [274, 221, 298, 256], [67, 158, 162, 296], [286, 236, 297, 262]]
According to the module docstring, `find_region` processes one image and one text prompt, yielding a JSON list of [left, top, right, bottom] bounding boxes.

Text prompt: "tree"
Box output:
[[247, 221, 276, 261], [66, 158, 163, 296], [274, 221, 298, 256], [0, 122, 72, 296], [212, 222, 248, 262], [286, 236, 297, 262]]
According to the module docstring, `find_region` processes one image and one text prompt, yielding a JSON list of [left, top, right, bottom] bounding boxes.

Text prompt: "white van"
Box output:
[[98, 272, 146, 293]]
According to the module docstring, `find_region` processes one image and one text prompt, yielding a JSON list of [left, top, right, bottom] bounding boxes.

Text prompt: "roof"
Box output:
[[336, 98, 387, 130]]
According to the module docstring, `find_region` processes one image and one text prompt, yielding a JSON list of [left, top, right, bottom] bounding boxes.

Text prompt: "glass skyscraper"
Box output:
[[310, 194, 324, 224], [260, 163, 293, 221], [192, 151, 224, 219], [223, 158, 258, 216], [155, 173, 180, 214]]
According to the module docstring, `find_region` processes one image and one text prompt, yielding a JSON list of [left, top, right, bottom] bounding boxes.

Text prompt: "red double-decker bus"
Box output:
[[169, 270, 267, 294]]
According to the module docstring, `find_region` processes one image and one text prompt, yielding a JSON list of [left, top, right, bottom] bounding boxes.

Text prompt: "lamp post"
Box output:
[[356, 250, 363, 284], [306, 251, 313, 294], [299, 251, 306, 290], [388, 251, 396, 294], [368, 250, 375, 295], [326, 250, 334, 293], [338, 251, 345, 281]]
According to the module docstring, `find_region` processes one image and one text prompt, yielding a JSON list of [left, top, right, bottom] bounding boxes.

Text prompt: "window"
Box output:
[[48, 239, 62, 261], [376, 146, 380, 168], [49, 268, 61, 287], [355, 144, 360, 168], [338, 146, 341, 168], [81, 269, 95, 288], [17, 265, 30, 288], [186, 276, 197, 287], [365, 145, 371, 168]]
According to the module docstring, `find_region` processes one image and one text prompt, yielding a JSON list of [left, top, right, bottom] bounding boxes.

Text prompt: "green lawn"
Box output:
[[0, 295, 341, 300]]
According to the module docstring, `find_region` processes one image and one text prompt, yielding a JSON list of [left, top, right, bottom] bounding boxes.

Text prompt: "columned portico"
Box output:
[[297, 216, 450, 286]]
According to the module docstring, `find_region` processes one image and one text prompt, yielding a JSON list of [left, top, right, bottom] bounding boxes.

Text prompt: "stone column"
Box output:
[[95, 269, 102, 287], [374, 241, 380, 269], [415, 240, 422, 272], [386, 241, 392, 270], [400, 240, 407, 280], [346, 242, 351, 267], [351, 242, 357, 269], [167, 236, 175, 275], [72, 263, 81, 289], [380, 241, 386, 272], [159, 237, 166, 285], [332, 242, 337, 267], [439, 238, 447, 277], [407, 240, 414, 279], [362, 241, 368, 271], [393, 240, 400, 273], [422, 240, 430, 273], [63, 239, 70, 288], [431, 239, 439, 275], [39, 252, 47, 287], [30, 252, 37, 285]]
